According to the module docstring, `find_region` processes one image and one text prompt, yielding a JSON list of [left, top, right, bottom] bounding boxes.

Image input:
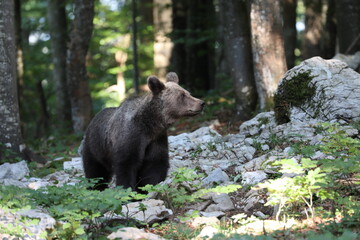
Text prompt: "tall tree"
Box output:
[[302, 0, 336, 59], [219, 0, 257, 120], [282, 0, 297, 69], [131, 0, 140, 94], [0, 0, 26, 161], [322, 0, 336, 58], [153, 0, 172, 81], [47, 0, 72, 129], [170, 0, 216, 90], [250, 0, 287, 110], [67, 0, 94, 133], [170, 0, 187, 85], [336, 0, 360, 54], [185, 0, 216, 90], [14, 0, 24, 113], [302, 0, 324, 59]]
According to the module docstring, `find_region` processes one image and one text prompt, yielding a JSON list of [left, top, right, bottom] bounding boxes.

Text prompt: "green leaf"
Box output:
[[75, 227, 85, 235], [62, 222, 71, 230]]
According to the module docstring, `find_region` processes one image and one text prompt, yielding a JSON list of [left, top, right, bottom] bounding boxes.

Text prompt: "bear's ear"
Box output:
[[166, 72, 179, 84], [147, 76, 165, 95]]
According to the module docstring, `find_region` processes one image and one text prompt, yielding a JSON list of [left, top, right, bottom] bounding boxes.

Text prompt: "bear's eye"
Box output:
[[181, 92, 186, 98]]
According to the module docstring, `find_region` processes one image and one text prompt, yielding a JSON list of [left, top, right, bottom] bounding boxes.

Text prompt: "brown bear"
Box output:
[[82, 72, 204, 191]]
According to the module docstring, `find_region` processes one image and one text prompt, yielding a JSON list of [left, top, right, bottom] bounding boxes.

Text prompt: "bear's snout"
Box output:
[[187, 98, 205, 116]]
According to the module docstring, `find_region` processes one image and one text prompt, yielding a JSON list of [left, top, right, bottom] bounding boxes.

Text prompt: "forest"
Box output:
[[0, 0, 360, 239]]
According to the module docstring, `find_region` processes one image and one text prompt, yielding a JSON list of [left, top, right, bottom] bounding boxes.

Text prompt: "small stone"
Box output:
[[205, 193, 235, 212], [200, 211, 225, 218], [195, 226, 218, 240], [0, 160, 29, 180], [261, 144, 270, 151], [242, 171, 267, 185], [202, 168, 230, 186], [108, 227, 164, 240], [63, 157, 83, 172], [190, 216, 220, 228], [254, 211, 267, 219], [120, 199, 172, 224], [244, 138, 254, 145]]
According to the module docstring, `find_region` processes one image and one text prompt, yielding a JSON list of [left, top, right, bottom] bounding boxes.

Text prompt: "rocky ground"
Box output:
[[0, 55, 359, 239]]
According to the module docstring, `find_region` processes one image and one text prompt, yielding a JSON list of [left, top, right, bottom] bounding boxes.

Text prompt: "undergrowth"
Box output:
[[0, 122, 359, 239]]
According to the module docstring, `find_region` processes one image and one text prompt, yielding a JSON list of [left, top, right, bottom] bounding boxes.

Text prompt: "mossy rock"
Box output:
[[273, 57, 360, 124], [274, 70, 316, 124]]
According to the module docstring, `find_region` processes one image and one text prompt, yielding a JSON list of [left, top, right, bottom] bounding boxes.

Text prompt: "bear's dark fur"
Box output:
[[82, 72, 204, 191]]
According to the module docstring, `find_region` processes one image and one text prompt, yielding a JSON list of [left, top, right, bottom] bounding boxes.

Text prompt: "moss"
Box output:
[[258, 117, 270, 126], [274, 70, 316, 124]]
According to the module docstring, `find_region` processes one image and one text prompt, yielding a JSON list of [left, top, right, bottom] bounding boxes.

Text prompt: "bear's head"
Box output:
[[147, 72, 205, 125]]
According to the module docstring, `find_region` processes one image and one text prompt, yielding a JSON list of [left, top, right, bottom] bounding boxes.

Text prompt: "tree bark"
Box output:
[[170, 0, 187, 85], [336, 0, 360, 54], [67, 0, 94, 133], [322, 0, 336, 58], [302, 0, 324, 59], [282, 0, 297, 68], [0, 0, 25, 161], [14, 0, 24, 116], [250, 0, 287, 110], [153, 0, 173, 81], [170, 0, 216, 90], [131, 0, 140, 94], [219, 0, 257, 120], [185, 0, 215, 90], [48, 0, 72, 130]]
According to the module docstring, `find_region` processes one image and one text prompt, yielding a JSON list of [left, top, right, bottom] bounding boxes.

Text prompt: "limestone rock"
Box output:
[[0, 160, 29, 180], [190, 216, 220, 228], [0, 179, 28, 188], [17, 209, 56, 230], [333, 51, 360, 70], [121, 199, 172, 224], [108, 227, 164, 240], [242, 171, 267, 185], [63, 157, 84, 172], [195, 226, 218, 240], [239, 111, 277, 137], [205, 193, 235, 212], [202, 168, 230, 186], [274, 57, 360, 124]]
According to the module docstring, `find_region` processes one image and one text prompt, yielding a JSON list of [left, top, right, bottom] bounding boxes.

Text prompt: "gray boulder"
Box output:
[[274, 57, 360, 124], [0, 160, 29, 180]]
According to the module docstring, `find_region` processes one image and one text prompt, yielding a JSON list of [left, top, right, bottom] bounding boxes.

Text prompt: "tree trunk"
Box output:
[[48, 0, 72, 130], [185, 0, 215, 90], [250, 0, 287, 110], [219, 0, 257, 120], [153, 0, 173, 81], [302, 0, 324, 59], [336, 0, 360, 54], [170, 0, 215, 90], [67, 0, 94, 133], [131, 0, 140, 94], [322, 0, 336, 58], [170, 0, 187, 85], [14, 0, 24, 116], [0, 0, 25, 161], [282, 0, 297, 68]]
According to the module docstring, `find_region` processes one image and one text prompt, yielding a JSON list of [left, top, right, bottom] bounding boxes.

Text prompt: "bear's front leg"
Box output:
[[113, 142, 145, 191], [135, 134, 169, 192]]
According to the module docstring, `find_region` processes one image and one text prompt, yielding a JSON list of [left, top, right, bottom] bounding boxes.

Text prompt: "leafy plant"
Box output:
[[258, 158, 328, 221], [0, 185, 34, 211], [152, 221, 201, 240], [258, 122, 360, 223], [140, 167, 241, 212], [30, 178, 141, 238]]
